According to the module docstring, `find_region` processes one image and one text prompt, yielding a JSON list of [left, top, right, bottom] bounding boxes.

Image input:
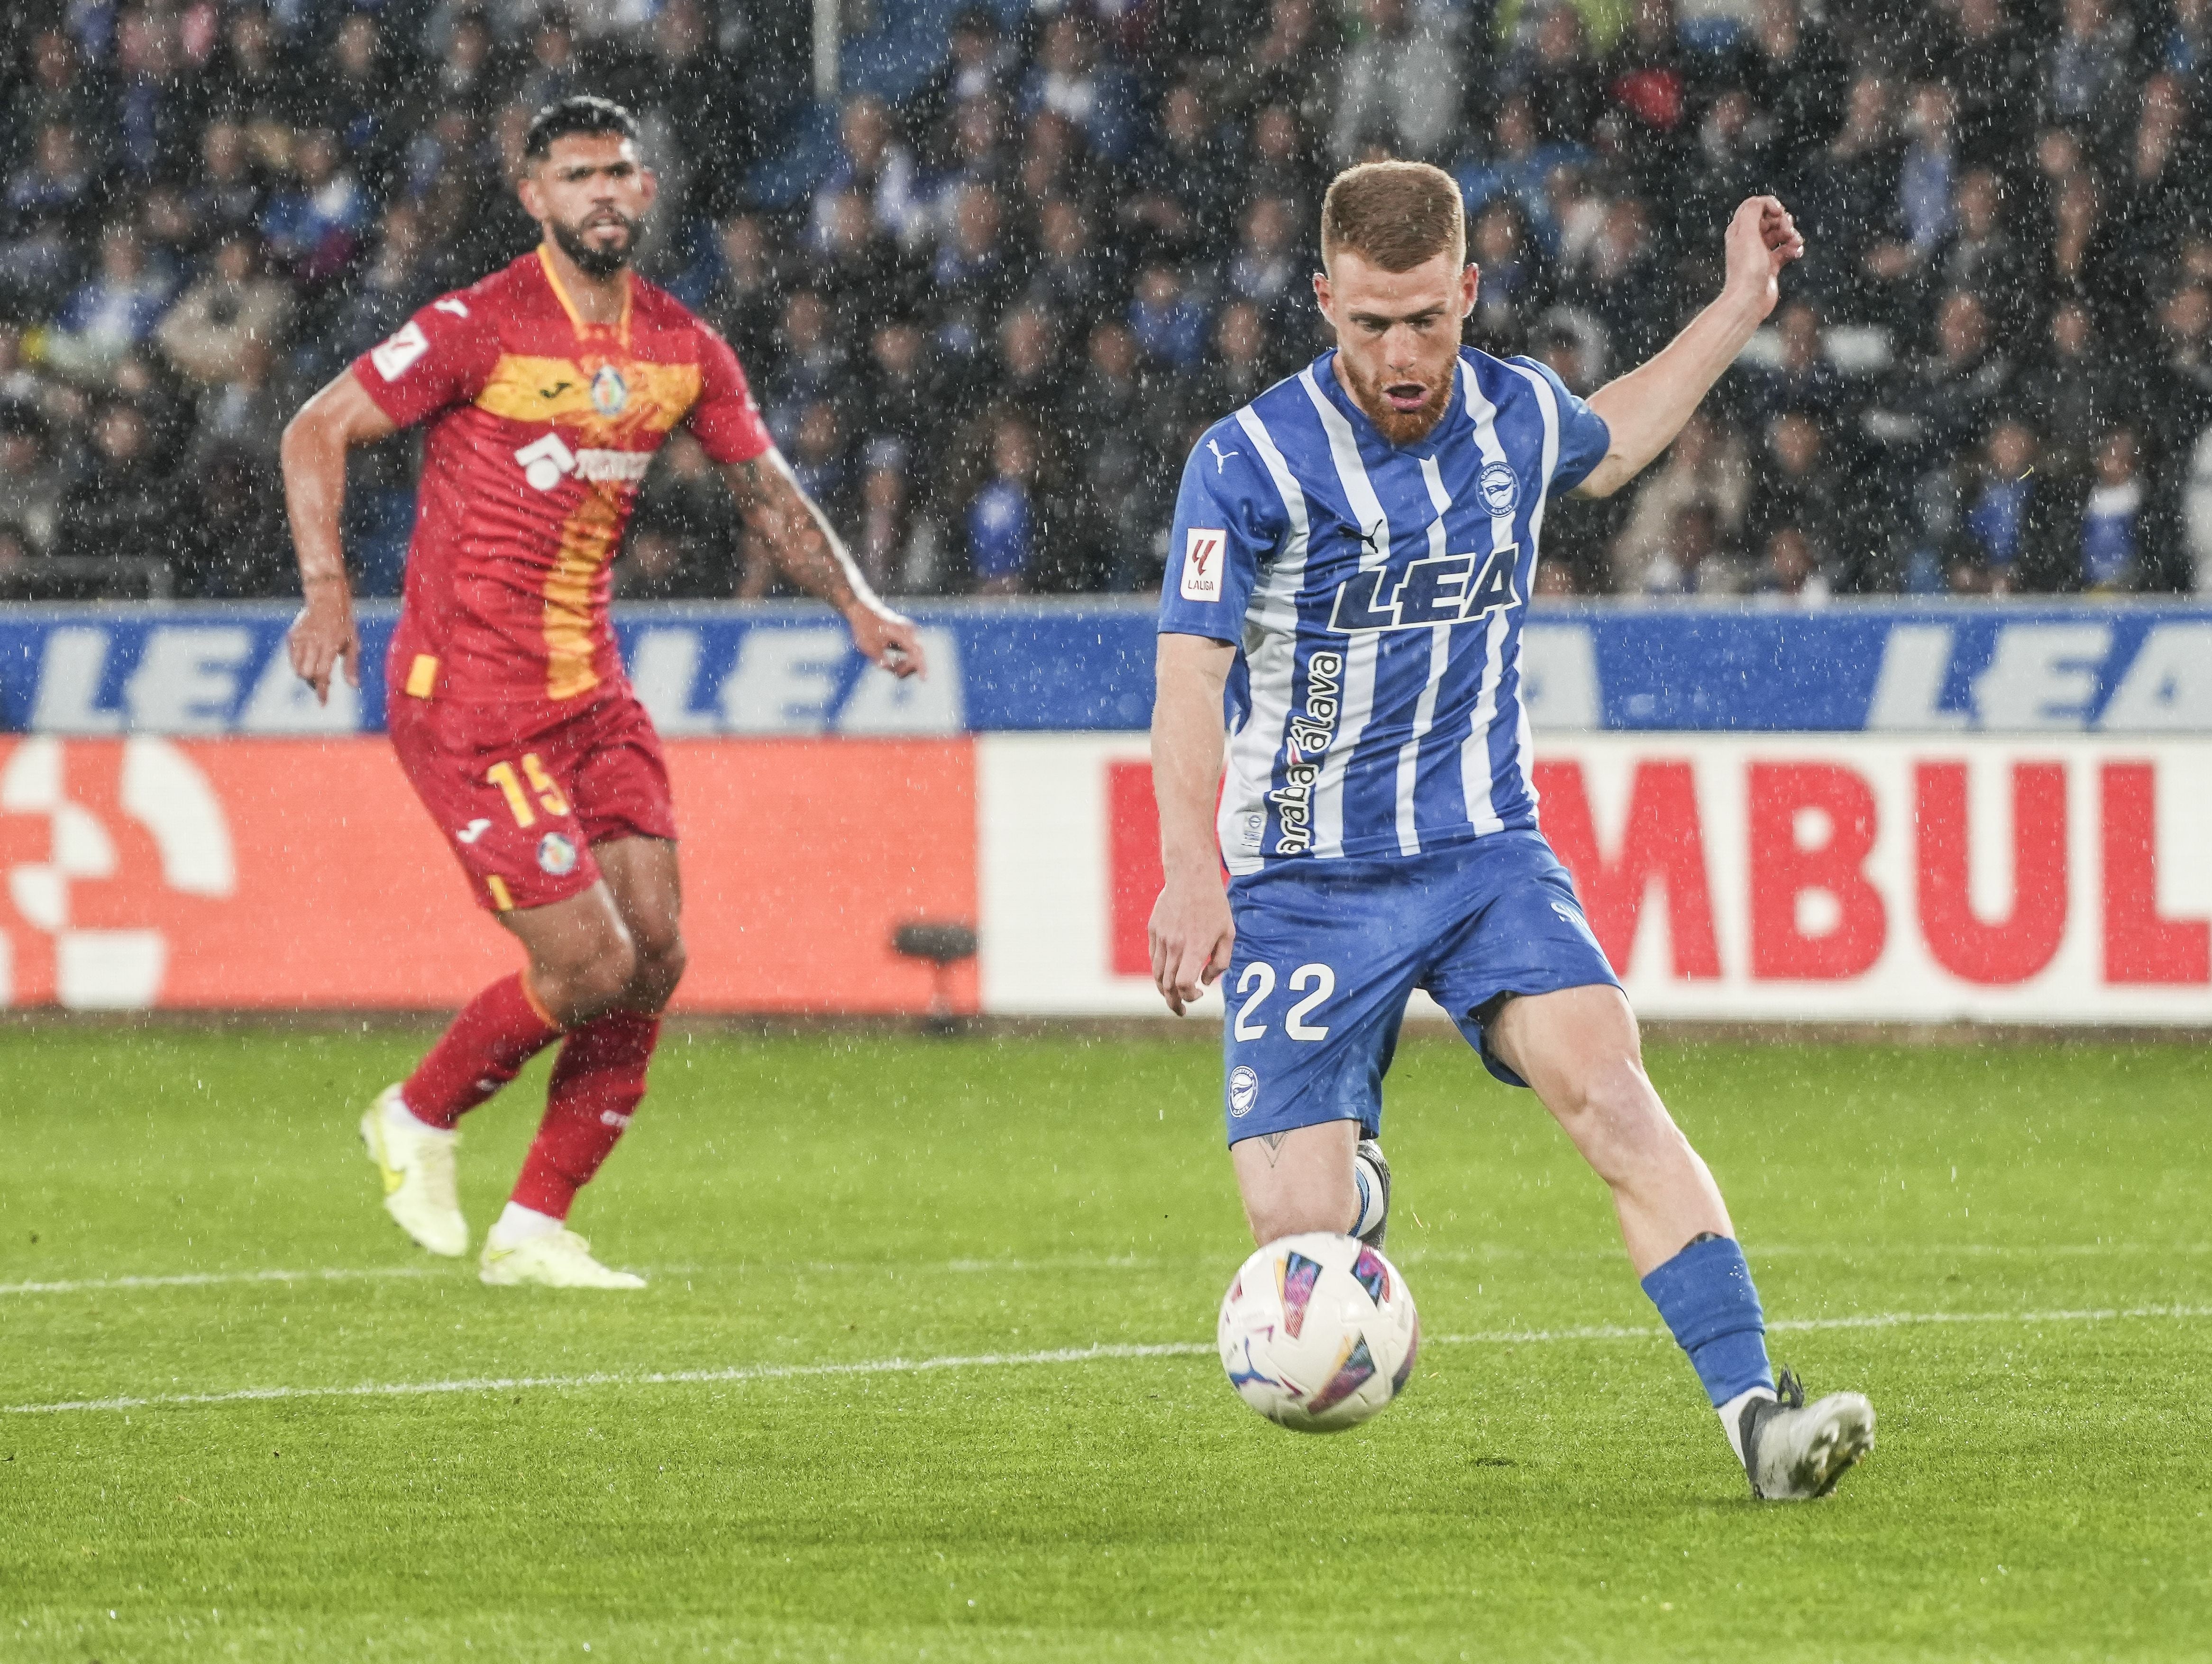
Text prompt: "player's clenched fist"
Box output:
[[1723, 195, 1805, 319], [1150, 871, 1234, 1017], [846, 603, 929, 680]]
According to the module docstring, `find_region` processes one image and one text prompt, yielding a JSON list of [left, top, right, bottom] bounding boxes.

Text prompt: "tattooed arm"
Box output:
[[722, 447, 927, 678]]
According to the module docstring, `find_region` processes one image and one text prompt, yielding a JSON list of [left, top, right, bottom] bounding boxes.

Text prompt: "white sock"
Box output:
[[1718, 1385, 1778, 1465], [493, 1202, 564, 1242], [1351, 1149, 1387, 1238], [387, 1092, 453, 1139]]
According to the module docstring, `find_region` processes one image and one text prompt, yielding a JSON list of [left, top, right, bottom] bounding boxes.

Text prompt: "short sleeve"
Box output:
[[349, 294, 499, 428], [1157, 422, 1284, 645], [686, 325, 773, 465], [1516, 357, 1613, 493]]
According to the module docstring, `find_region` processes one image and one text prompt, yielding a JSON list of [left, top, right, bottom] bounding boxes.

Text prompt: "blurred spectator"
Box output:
[[1643, 502, 1749, 597], [157, 230, 294, 386], [1332, 0, 1465, 164], [55, 401, 183, 567], [854, 437, 913, 597], [186, 337, 287, 472], [1745, 300, 1844, 422], [630, 430, 733, 598], [259, 128, 368, 293], [2078, 426, 2148, 592], [813, 94, 924, 249], [1755, 525, 1831, 604], [2014, 301, 2114, 481], [1794, 74, 1898, 313], [2, 124, 97, 317], [1022, 15, 1139, 165], [969, 415, 1039, 595], [2041, 0, 2136, 161], [43, 224, 173, 382], [1128, 264, 1208, 371], [0, 409, 64, 556], [1613, 412, 1749, 589]]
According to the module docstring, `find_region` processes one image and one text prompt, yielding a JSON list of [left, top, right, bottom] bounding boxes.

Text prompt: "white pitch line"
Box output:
[[0, 1267, 441, 1297], [10, 1241, 2203, 1298], [7, 1304, 2210, 1418]]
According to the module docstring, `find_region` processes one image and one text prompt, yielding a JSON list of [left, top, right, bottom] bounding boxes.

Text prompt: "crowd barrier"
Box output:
[[2, 601, 2208, 736], [1, 730, 2203, 1023]]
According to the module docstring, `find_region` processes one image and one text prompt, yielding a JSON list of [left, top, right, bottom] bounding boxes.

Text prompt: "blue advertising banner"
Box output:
[[0, 601, 2205, 735]]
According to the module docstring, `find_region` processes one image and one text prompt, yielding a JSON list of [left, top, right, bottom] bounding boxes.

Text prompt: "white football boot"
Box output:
[[359, 1086, 467, 1257], [479, 1227, 646, 1290], [1739, 1368, 1876, 1500]]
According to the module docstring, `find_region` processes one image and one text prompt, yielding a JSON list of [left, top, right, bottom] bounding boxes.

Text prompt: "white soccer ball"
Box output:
[[1216, 1231, 1420, 1433]]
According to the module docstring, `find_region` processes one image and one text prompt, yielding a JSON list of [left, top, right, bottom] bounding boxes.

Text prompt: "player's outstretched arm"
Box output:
[[281, 372, 398, 703], [1149, 631, 1237, 1016], [1572, 196, 1804, 500], [723, 448, 926, 680]]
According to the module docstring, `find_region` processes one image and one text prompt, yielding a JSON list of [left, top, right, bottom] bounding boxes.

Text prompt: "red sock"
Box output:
[[510, 1011, 660, 1220], [400, 973, 561, 1131]]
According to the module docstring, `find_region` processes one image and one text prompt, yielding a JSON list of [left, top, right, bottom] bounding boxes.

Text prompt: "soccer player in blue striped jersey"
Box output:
[[1149, 162, 1874, 1501]]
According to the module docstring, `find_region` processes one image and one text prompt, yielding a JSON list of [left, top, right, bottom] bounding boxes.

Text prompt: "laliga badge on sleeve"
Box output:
[[1181, 529, 1226, 602]]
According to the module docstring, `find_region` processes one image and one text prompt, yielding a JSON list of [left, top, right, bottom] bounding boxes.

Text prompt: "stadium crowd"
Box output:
[[0, 0, 2208, 602]]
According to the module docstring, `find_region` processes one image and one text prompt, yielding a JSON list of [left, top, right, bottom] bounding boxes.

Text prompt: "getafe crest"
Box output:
[[589, 363, 630, 417]]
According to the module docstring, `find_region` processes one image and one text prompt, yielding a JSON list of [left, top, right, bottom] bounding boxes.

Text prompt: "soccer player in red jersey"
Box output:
[[280, 97, 926, 1289]]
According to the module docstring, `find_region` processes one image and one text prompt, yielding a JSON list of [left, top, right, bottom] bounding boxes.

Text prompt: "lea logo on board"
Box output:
[[1181, 529, 1226, 602]]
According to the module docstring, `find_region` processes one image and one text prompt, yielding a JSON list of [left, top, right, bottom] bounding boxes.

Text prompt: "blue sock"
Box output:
[[1639, 1235, 1775, 1408]]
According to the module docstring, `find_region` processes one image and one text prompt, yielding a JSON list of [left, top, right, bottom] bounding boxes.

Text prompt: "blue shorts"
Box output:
[[1220, 830, 1620, 1146]]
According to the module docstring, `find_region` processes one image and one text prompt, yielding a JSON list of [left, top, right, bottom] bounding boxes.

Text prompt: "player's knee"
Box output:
[[1559, 1058, 1679, 1182], [543, 931, 637, 1022], [630, 930, 686, 1009]]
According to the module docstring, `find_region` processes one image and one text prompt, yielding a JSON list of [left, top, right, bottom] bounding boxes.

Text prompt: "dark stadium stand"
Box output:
[[0, 0, 2208, 602]]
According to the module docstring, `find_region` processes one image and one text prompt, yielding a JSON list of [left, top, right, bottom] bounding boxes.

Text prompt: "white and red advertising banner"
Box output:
[[977, 734, 2212, 1025], [2, 731, 2204, 1023]]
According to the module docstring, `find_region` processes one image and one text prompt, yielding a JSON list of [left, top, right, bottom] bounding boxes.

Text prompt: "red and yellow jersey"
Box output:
[[352, 246, 771, 708]]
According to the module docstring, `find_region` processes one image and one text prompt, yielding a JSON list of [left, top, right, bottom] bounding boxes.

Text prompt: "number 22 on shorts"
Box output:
[[484, 752, 570, 827], [1234, 961, 1335, 1041]]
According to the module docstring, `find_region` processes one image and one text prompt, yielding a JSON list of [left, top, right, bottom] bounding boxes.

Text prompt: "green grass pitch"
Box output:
[[1, 1024, 2207, 1662]]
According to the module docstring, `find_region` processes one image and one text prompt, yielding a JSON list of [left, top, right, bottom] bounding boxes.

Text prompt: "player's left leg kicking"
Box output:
[[364, 693, 681, 1288], [1200, 839, 1874, 1502]]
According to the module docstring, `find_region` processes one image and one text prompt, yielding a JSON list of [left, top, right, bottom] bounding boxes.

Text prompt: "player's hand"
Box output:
[[287, 584, 360, 705], [1723, 195, 1804, 320], [847, 603, 927, 680], [1149, 870, 1234, 1017]]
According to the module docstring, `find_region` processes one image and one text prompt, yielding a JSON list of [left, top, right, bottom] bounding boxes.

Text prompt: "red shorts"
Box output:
[[388, 687, 677, 914]]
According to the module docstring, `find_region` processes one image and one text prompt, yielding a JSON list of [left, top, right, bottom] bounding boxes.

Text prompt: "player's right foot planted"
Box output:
[[1353, 1138, 1391, 1250], [359, 1085, 466, 1257], [1740, 1367, 1875, 1500], [479, 1227, 646, 1289]]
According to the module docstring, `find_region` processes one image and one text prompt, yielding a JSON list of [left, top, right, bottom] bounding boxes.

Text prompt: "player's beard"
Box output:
[[549, 210, 637, 280], [1339, 354, 1453, 446]]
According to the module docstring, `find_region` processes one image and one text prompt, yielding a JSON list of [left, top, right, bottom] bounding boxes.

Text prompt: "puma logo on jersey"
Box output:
[[1206, 439, 1240, 471], [456, 818, 493, 844], [1328, 546, 1520, 633]]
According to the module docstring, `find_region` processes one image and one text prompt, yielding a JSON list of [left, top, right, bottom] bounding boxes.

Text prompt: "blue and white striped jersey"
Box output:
[[1159, 347, 1610, 876]]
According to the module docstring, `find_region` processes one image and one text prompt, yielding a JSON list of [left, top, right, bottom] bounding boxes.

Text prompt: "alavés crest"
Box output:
[[1327, 545, 1521, 635]]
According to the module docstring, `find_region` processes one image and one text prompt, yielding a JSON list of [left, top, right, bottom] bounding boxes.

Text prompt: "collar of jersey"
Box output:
[[1313, 348, 1470, 457], [536, 243, 633, 349]]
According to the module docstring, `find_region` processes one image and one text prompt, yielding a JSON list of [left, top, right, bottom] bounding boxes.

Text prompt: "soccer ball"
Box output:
[[1216, 1232, 1419, 1433]]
